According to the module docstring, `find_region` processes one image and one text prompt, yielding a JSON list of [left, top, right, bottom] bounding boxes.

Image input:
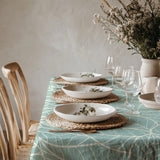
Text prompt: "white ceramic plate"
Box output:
[[54, 103, 116, 123], [62, 85, 113, 99], [138, 93, 160, 109], [60, 72, 102, 83]]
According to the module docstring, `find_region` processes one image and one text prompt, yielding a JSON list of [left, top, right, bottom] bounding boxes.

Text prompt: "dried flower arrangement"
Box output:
[[93, 0, 160, 59]]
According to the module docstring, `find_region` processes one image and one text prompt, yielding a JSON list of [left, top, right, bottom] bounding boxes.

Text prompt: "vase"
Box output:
[[140, 58, 160, 78]]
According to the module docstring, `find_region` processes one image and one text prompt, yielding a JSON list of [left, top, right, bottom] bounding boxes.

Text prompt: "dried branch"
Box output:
[[117, 0, 127, 11], [94, 0, 160, 59], [102, 0, 112, 10], [100, 4, 109, 14]]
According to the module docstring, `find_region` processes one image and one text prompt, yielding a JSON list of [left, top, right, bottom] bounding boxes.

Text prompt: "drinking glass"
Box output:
[[114, 66, 124, 88], [104, 56, 115, 88], [120, 69, 132, 108], [125, 70, 141, 115], [154, 79, 160, 104]]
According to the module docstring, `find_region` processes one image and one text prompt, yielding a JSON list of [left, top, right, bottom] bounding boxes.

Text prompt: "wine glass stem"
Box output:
[[131, 95, 134, 112], [125, 91, 129, 104], [124, 87, 129, 105], [111, 75, 114, 87]]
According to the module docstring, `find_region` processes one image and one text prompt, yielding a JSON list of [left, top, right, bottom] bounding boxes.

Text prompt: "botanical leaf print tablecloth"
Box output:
[[30, 78, 160, 160]]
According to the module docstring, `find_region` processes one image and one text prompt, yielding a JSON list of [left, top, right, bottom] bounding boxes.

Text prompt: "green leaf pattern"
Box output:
[[30, 78, 160, 160]]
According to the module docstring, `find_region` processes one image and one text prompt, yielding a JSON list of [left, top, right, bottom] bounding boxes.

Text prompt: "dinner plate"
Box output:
[[54, 103, 116, 123], [60, 72, 102, 83], [138, 93, 160, 109], [62, 85, 113, 99]]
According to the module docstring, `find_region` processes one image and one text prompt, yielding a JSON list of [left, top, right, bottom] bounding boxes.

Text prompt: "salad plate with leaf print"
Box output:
[[60, 72, 102, 83], [54, 103, 116, 123], [62, 85, 113, 99]]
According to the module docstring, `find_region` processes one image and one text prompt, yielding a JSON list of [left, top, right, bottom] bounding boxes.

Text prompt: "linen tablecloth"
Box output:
[[30, 78, 160, 160]]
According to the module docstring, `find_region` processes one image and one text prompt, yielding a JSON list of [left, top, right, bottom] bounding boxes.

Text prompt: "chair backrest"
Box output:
[[2, 62, 30, 142], [0, 124, 9, 160], [0, 78, 20, 160]]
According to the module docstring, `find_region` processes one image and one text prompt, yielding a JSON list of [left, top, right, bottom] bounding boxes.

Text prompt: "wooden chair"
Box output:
[[0, 78, 33, 160], [0, 124, 9, 160], [2, 62, 39, 143]]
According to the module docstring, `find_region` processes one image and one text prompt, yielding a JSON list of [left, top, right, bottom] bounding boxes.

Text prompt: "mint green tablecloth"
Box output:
[[30, 78, 160, 160]]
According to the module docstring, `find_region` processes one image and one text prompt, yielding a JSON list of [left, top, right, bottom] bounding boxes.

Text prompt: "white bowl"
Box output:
[[60, 72, 102, 83], [62, 85, 113, 99], [54, 103, 116, 123], [138, 93, 160, 109]]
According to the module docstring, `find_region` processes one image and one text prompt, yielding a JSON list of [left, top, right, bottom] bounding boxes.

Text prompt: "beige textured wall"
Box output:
[[0, 0, 141, 127]]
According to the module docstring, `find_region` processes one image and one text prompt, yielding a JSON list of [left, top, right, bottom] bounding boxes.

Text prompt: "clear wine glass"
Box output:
[[114, 66, 124, 88], [154, 79, 160, 104], [125, 70, 141, 115], [104, 56, 115, 88], [119, 69, 132, 108]]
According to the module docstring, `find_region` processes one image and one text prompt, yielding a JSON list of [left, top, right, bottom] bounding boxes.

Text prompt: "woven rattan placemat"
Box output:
[[46, 113, 127, 130], [52, 91, 119, 104], [53, 77, 109, 86]]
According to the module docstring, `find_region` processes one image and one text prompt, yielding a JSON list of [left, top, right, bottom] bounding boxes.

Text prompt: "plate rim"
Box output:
[[54, 103, 116, 117], [60, 72, 102, 83], [62, 85, 113, 94], [61, 72, 102, 77]]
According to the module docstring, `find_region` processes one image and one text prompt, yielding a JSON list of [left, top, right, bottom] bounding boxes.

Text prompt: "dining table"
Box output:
[[29, 77, 160, 160]]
